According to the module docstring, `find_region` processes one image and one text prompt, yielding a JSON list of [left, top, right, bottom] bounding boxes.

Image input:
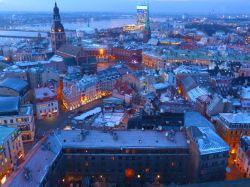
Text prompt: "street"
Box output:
[[35, 99, 103, 140], [225, 157, 244, 181]]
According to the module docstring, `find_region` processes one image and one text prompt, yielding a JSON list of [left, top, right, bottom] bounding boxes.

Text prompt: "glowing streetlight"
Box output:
[[100, 48, 104, 56]]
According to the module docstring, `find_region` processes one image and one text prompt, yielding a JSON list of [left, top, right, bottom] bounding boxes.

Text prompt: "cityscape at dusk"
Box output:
[[0, 0, 250, 187]]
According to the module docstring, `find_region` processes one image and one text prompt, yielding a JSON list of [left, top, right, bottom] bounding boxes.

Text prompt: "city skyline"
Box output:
[[0, 0, 250, 186], [0, 0, 249, 14]]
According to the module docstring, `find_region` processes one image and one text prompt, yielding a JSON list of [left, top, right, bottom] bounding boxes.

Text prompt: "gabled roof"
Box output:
[[188, 126, 230, 155], [57, 44, 81, 57], [181, 76, 197, 92], [64, 57, 77, 67]]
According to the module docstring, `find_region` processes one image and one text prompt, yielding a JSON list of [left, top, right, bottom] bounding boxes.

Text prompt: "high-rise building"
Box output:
[[143, 3, 151, 43], [51, 2, 66, 52], [137, 5, 148, 25]]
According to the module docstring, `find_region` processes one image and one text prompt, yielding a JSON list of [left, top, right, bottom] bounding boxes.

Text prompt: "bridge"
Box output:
[[0, 29, 48, 39]]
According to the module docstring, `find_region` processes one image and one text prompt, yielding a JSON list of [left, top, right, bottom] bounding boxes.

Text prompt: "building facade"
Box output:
[[97, 68, 121, 94], [0, 126, 24, 186], [137, 5, 148, 25], [0, 78, 31, 105], [236, 136, 250, 178], [111, 47, 142, 64], [215, 113, 250, 158], [34, 87, 59, 120], [62, 75, 101, 111], [0, 97, 35, 143], [8, 130, 191, 187], [142, 52, 163, 70], [187, 126, 229, 183]]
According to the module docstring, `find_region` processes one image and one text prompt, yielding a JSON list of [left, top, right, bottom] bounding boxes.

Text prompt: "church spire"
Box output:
[[53, 1, 61, 21], [51, 2, 66, 52]]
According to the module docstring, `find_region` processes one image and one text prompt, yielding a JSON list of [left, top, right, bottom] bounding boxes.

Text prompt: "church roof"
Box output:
[[57, 44, 82, 57]]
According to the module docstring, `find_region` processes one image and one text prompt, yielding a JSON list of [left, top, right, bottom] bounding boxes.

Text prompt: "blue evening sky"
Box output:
[[0, 0, 249, 14]]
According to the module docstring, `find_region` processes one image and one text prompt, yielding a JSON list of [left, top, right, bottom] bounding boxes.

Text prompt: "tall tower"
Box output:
[[51, 2, 66, 52], [137, 5, 148, 25], [143, 3, 151, 43]]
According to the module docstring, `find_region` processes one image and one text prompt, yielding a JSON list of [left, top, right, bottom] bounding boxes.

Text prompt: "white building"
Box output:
[[63, 75, 101, 111], [34, 87, 59, 120]]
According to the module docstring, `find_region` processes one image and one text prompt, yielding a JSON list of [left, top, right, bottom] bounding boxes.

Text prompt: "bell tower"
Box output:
[[51, 2, 66, 52]]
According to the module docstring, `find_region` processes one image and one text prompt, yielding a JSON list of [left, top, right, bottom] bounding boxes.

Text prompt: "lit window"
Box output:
[[16, 118, 22, 123]]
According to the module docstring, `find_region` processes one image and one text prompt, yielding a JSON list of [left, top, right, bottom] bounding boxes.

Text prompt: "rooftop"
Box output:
[[5, 136, 62, 187], [189, 126, 230, 155], [219, 113, 250, 124], [15, 60, 50, 67], [241, 87, 250, 99], [57, 44, 82, 57], [0, 126, 17, 146], [0, 96, 20, 115], [57, 130, 188, 149], [0, 78, 28, 93], [6, 130, 188, 187], [185, 112, 215, 130], [49, 55, 64, 62], [34, 87, 56, 100], [187, 87, 209, 102]]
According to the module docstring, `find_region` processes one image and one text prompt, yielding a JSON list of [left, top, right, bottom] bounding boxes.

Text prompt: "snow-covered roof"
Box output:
[[74, 107, 101, 121], [241, 87, 250, 99], [56, 130, 188, 149], [92, 112, 124, 127], [6, 130, 188, 186], [219, 113, 250, 124], [76, 75, 97, 91], [185, 112, 215, 130], [0, 78, 28, 93], [153, 82, 170, 90], [49, 55, 64, 62], [34, 87, 56, 99], [189, 126, 230, 155], [187, 87, 208, 102]]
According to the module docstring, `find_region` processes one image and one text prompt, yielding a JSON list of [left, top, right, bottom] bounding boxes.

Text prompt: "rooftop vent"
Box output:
[[110, 131, 118, 141], [165, 131, 175, 142], [24, 167, 32, 182]]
